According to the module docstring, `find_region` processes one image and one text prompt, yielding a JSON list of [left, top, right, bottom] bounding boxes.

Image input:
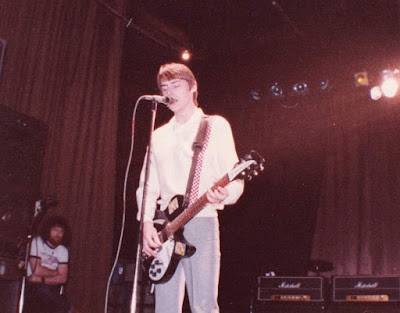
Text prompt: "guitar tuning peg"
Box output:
[[252, 170, 259, 176]]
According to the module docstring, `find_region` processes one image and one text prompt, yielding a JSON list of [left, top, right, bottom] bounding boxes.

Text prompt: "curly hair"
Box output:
[[39, 215, 71, 247]]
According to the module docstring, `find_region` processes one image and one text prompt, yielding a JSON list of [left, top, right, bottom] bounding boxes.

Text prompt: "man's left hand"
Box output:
[[206, 186, 229, 204]]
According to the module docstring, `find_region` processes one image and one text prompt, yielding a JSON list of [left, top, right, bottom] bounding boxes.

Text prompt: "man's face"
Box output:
[[48, 226, 64, 247], [160, 78, 197, 113]]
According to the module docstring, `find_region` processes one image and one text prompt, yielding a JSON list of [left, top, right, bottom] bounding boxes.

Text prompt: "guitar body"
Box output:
[[142, 151, 265, 284], [143, 195, 196, 284]]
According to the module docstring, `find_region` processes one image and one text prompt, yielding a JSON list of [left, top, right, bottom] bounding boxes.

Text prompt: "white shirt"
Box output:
[[137, 108, 244, 222], [27, 236, 69, 276]]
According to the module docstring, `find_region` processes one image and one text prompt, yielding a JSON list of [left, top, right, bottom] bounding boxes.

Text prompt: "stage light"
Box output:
[[354, 71, 369, 87], [381, 78, 398, 98], [382, 69, 395, 80], [292, 82, 308, 95], [380, 70, 399, 98], [370, 86, 382, 100], [270, 82, 283, 98], [181, 49, 191, 61], [320, 79, 329, 90], [250, 90, 262, 101]]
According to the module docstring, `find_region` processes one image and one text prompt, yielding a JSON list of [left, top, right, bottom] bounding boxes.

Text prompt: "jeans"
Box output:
[[24, 282, 72, 313], [155, 217, 221, 313]]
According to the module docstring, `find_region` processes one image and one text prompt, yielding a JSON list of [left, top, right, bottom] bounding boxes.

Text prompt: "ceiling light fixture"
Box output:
[[354, 71, 369, 87], [292, 82, 308, 95], [270, 82, 283, 98], [370, 86, 382, 100], [181, 49, 191, 61], [381, 70, 399, 98]]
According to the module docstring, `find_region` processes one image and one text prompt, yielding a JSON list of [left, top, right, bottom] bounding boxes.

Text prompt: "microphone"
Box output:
[[141, 95, 170, 104]]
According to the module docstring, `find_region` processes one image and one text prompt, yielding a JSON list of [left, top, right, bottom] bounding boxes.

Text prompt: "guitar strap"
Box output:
[[182, 115, 212, 209]]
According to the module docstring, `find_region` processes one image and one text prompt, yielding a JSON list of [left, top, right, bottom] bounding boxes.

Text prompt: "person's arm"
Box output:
[[28, 257, 68, 285], [215, 117, 245, 205], [205, 117, 244, 205], [42, 264, 68, 285], [136, 148, 163, 256], [136, 148, 161, 223]]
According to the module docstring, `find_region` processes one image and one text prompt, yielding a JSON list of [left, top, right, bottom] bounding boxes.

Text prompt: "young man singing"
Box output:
[[137, 63, 244, 313]]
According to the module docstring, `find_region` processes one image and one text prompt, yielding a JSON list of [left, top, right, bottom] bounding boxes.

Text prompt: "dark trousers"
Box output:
[[23, 282, 71, 313]]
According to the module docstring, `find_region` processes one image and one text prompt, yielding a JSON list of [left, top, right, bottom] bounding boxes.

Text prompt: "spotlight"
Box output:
[[354, 71, 369, 87], [292, 82, 308, 95], [270, 83, 283, 98], [370, 86, 382, 100], [381, 70, 399, 98], [250, 90, 262, 101], [320, 79, 329, 90], [382, 69, 395, 80], [381, 78, 398, 98], [181, 49, 191, 61]]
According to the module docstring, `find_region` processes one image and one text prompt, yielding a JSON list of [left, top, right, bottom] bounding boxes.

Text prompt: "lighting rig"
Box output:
[[250, 69, 400, 106]]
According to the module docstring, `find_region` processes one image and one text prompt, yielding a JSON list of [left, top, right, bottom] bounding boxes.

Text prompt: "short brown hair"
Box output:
[[157, 63, 199, 106]]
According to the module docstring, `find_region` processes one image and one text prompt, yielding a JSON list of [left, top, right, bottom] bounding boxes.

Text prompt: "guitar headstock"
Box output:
[[228, 150, 265, 182]]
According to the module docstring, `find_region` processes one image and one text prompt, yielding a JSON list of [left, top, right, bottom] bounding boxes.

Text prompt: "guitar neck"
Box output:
[[167, 174, 230, 235]]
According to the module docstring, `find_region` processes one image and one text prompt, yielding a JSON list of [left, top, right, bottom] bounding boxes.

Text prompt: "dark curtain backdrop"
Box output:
[[311, 98, 400, 276], [0, 1, 126, 312]]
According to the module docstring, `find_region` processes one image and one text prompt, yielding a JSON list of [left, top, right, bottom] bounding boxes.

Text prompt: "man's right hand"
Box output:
[[142, 221, 162, 257]]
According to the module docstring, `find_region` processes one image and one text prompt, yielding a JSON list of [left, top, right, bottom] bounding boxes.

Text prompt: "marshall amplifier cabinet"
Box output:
[[333, 276, 400, 302], [257, 276, 324, 302]]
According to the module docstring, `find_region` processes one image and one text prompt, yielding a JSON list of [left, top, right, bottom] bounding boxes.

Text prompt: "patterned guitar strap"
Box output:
[[182, 115, 213, 209]]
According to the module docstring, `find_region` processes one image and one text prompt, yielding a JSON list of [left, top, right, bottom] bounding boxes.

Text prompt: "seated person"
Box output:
[[24, 215, 78, 313]]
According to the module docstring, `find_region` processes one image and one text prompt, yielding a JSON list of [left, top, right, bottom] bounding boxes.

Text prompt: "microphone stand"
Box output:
[[130, 101, 158, 313], [18, 200, 49, 313]]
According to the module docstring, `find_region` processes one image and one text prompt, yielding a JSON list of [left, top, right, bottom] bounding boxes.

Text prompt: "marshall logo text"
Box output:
[[278, 282, 301, 288], [354, 281, 379, 288]]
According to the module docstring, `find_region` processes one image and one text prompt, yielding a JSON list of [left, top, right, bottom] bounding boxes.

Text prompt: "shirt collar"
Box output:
[[170, 107, 204, 131]]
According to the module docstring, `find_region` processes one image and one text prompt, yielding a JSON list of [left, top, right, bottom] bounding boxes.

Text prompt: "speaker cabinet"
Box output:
[[0, 278, 21, 313], [107, 262, 155, 313], [0, 105, 47, 255]]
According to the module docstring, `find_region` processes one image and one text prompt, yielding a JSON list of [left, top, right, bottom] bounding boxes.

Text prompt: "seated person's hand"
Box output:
[[28, 274, 42, 283]]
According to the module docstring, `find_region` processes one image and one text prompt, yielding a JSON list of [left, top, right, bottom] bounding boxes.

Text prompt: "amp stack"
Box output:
[[254, 276, 326, 313], [254, 275, 400, 313], [328, 276, 400, 313]]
